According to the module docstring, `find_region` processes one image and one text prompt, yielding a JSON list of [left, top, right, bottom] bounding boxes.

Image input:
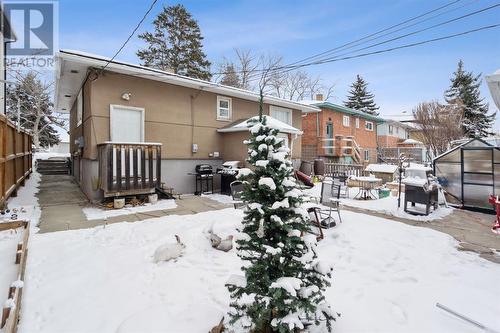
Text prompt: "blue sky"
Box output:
[[58, 0, 500, 129]]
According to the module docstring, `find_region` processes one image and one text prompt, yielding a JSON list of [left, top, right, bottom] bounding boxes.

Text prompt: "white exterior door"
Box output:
[[110, 105, 144, 142]]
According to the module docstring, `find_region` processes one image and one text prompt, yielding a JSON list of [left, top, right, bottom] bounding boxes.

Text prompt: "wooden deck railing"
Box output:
[[0, 114, 32, 207], [97, 142, 162, 197], [324, 162, 365, 177], [320, 135, 362, 163]]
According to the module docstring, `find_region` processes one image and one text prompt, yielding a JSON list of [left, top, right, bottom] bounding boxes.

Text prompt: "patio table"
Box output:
[[352, 176, 382, 200]]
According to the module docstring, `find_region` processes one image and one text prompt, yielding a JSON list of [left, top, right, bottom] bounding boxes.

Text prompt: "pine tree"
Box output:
[[226, 114, 337, 332], [137, 4, 212, 80], [219, 63, 241, 88], [344, 75, 379, 115], [445, 60, 494, 138]]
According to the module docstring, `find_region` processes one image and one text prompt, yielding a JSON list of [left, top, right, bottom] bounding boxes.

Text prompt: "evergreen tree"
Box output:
[[344, 75, 379, 115], [137, 4, 212, 80], [226, 114, 337, 332], [6, 71, 61, 148], [219, 63, 241, 88], [445, 60, 494, 138]]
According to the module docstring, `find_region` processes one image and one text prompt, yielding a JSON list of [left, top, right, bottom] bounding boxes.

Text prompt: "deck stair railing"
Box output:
[[97, 142, 162, 197]]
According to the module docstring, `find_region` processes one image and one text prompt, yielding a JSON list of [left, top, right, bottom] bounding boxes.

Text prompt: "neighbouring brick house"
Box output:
[[301, 97, 383, 164], [377, 120, 411, 147]]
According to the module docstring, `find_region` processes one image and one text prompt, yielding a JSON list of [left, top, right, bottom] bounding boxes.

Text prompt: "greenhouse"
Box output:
[[434, 138, 500, 211]]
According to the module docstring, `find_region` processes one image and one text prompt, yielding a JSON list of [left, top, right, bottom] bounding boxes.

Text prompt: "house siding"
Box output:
[[301, 106, 378, 162], [68, 71, 306, 198]]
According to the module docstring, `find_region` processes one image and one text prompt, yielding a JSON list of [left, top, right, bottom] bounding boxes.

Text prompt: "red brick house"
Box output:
[[301, 99, 383, 164]]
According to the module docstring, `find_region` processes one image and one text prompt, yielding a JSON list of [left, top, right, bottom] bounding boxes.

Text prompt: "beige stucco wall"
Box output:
[[69, 71, 304, 161]]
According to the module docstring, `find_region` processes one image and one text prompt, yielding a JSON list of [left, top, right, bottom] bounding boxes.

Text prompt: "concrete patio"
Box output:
[[37, 175, 229, 233]]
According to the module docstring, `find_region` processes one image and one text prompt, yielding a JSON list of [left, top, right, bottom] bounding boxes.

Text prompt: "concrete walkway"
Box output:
[[37, 175, 229, 233]]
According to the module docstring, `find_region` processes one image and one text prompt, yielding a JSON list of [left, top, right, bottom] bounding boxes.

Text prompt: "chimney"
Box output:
[[315, 94, 323, 101]]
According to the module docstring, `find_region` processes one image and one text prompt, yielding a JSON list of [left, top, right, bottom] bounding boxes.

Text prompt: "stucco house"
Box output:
[[54, 50, 319, 201], [301, 96, 383, 164]]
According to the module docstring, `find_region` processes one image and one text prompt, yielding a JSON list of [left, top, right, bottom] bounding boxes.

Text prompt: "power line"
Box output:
[[291, 0, 478, 66], [304, 2, 500, 66], [212, 2, 499, 78], [100, 0, 159, 72], [286, 0, 464, 67]]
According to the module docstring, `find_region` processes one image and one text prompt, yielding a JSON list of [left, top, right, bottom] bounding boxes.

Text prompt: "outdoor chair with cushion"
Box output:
[[230, 181, 245, 209], [319, 181, 342, 226]]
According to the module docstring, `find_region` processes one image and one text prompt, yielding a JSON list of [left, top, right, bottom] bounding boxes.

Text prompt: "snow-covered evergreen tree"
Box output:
[[226, 115, 336, 332], [137, 4, 212, 80], [445, 60, 494, 138], [344, 75, 379, 115]]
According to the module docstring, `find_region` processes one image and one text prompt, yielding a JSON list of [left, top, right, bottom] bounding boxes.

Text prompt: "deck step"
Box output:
[[36, 159, 70, 175]]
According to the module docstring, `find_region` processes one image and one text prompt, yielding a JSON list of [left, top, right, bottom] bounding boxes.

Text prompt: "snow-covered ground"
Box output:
[[19, 208, 500, 333], [82, 199, 178, 220], [202, 193, 235, 205], [6, 166, 42, 227], [304, 183, 453, 222], [0, 228, 22, 299]]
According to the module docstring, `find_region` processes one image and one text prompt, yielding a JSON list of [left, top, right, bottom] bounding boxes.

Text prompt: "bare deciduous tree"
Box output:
[[413, 100, 465, 158], [216, 48, 335, 101]]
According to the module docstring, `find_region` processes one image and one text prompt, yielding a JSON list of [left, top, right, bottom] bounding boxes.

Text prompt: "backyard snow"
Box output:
[[202, 193, 235, 205], [305, 183, 453, 222], [82, 199, 178, 220], [19, 208, 500, 333], [7, 168, 42, 227], [0, 229, 22, 300]]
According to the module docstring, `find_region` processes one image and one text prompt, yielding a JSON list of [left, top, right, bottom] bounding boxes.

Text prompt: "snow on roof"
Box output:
[[401, 138, 423, 145], [299, 100, 384, 122], [55, 50, 320, 114], [217, 115, 303, 135], [365, 164, 398, 173], [406, 163, 432, 171]]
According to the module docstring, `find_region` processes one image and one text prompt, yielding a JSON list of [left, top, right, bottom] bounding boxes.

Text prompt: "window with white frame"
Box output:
[[217, 96, 232, 120], [76, 90, 83, 126], [365, 121, 374, 131], [388, 124, 393, 134], [270, 105, 292, 125], [343, 115, 350, 127], [355, 118, 359, 128], [364, 149, 370, 161]]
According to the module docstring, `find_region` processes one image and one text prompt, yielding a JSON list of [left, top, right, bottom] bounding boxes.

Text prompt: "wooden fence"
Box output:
[[324, 163, 365, 177], [0, 114, 32, 207]]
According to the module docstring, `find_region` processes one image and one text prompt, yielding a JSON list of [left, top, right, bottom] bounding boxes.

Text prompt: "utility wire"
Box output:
[[211, 2, 499, 77], [286, 0, 464, 67], [100, 0, 159, 72], [291, 0, 478, 66]]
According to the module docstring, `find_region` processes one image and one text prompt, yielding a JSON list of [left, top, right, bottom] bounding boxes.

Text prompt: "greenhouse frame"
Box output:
[[433, 138, 500, 211]]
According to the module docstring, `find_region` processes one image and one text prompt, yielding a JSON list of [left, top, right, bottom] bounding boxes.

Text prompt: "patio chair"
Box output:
[[230, 181, 245, 209], [319, 181, 342, 226], [332, 177, 349, 198]]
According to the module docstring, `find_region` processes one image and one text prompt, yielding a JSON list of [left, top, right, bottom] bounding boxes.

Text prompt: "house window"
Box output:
[[270, 105, 292, 125], [343, 115, 350, 127], [364, 150, 370, 161], [388, 125, 393, 134], [277, 133, 289, 148], [217, 96, 232, 121], [355, 118, 360, 128], [365, 121, 374, 131], [76, 90, 83, 126]]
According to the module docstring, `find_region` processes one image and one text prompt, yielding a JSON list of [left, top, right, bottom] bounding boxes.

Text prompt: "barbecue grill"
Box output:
[[216, 161, 240, 195], [192, 164, 214, 195]]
